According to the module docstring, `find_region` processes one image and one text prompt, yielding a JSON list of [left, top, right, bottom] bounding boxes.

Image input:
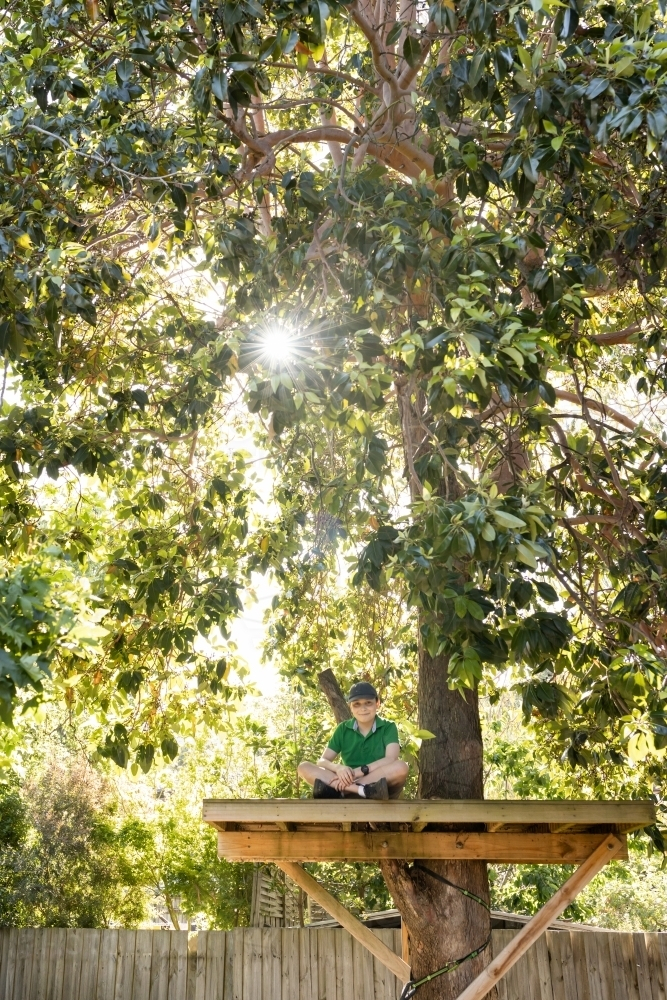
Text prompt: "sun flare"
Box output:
[[260, 324, 296, 365]]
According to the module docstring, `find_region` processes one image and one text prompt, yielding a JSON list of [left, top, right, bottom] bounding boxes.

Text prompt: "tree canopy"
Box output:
[[0, 0, 667, 830]]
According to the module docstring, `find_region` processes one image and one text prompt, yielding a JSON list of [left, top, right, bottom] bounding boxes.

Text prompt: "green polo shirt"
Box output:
[[326, 716, 400, 768]]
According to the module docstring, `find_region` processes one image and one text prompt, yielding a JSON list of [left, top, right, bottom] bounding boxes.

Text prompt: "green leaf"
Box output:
[[402, 34, 422, 68]]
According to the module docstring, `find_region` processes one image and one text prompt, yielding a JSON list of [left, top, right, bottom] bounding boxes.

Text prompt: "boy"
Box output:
[[297, 682, 409, 799]]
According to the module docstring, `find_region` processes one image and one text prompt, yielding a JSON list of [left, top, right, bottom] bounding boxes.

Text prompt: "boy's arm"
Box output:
[[316, 748, 341, 773], [350, 742, 401, 779]]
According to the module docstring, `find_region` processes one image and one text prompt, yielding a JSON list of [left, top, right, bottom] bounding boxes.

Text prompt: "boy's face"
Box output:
[[349, 697, 379, 725]]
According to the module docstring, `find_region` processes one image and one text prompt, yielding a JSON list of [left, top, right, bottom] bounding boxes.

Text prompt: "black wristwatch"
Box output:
[[360, 764, 370, 776]]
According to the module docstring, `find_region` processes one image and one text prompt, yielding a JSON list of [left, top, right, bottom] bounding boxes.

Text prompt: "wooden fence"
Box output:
[[1, 926, 667, 1000]]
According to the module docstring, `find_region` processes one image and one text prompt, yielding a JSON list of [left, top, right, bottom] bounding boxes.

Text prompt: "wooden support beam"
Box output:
[[276, 821, 295, 832], [217, 831, 627, 863], [275, 861, 410, 983], [411, 821, 428, 832], [401, 921, 410, 965], [487, 823, 505, 832], [454, 834, 623, 1000]]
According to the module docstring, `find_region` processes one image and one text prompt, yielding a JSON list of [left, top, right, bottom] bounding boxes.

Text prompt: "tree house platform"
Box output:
[[203, 798, 655, 863]]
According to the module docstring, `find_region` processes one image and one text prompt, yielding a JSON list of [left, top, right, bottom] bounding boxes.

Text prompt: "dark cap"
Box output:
[[347, 681, 379, 702]]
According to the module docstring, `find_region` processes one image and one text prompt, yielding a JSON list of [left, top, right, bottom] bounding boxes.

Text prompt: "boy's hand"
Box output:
[[331, 765, 355, 789]]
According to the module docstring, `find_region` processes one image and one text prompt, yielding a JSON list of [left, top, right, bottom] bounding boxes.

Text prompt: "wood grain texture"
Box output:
[[203, 931, 224, 1000], [131, 931, 153, 1000], [97, 928, 119, 1000], [6, 925, 667, 1000], [14, 926, 35, 1000], [148, 933, 170, 1000], [644, 933, 667, 1000], [114, 930, 137, 1000], [59, 929, 83, 1000], [223, 932, 235, 1000], [634, 933, 654, 1000], [46, 929, 66, 1000], [167, 931, 188, 1000], [453, 835, 622, 1000], [203, 798, 655, 832], [221, 831, 628, 863], [275, 862, 410, 982], [30, 925, 51, 1000]]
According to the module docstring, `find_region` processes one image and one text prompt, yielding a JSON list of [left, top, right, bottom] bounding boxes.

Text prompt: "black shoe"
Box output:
[[313, 778, 343, 799], [364, 778, 389, 800]]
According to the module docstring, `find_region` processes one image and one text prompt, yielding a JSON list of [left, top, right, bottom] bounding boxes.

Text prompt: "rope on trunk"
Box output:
[[398, 863, 492, 999]]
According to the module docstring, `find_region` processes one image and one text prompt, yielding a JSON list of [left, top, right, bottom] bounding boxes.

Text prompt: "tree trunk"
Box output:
[[380, 648, 492, 1000], [379, 379, 494, 1000], [318, 668, 352, 723]]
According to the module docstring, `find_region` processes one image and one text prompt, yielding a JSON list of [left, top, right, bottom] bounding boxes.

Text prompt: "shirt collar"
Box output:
[[352, 718, 377, 733]]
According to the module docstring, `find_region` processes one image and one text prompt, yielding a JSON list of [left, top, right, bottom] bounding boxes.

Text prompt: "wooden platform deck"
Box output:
[[203, 799, 654, 863]]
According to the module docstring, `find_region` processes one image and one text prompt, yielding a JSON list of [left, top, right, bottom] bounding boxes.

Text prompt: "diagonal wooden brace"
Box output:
[[276, 860, 411, 982], [454, 833, 623, 1000]]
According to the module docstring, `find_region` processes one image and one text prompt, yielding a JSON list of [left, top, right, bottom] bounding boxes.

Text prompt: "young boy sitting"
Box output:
[[297, 682, 409, 799]]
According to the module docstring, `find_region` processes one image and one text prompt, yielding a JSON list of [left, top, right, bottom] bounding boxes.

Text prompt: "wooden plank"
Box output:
[[275, 862, 409, 982], [535, 934, 554, 1000], [31, 928, 52, 1000], [195, 931, 208, 1000], [393, 931, 403, 1000], [547, 931, 567, 1000], [616, 931, 641, 1000], [46, 928, 67, 1000], [14, 927, 36, 1000], [658, 937, 667, 1000], [633, 933, 654, 1000], [149, 933, 170, 1000], [310, 931, 324, 1000], [0, 930, 11, 999], [223, 932, 234, 1000], [61, 929, 83, 1000], [281, 929, 298, 1000], [96, 928, 119, 1000], [2, 928, 19, 1000], [264, 928, 281, 1000], [318, 927, 336, 1000], [644, 933, 666, 1000], [338, 931, 354, 1000], [453, 835, 622, 1000], [243, 928, 262, 1000], [513, 939, 533, 1000], [203, 798, 656, 831], [231, 930, 243, 1000], [352, 933, 374, 1000], [78, 929, 101, 1000], [571, 931, 591, 1000], [297, 929, 312, 1000], [223, 832, 627, 863], [114, 930, 136, 1000], [595, 932, 615, 1000], [491, 932, 513, 1000], [584, 930, 604, 1000], [560, 930, 583, 1000], [400, 922, 409, 968], [187, 932, 198, 1000], [373, 931, 397, 1000], [168, 931, 188, 1000], [131, 931, 153, 1000]]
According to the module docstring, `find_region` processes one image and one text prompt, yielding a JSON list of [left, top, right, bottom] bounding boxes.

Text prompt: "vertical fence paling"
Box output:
[[0, 926, 666, 1000]]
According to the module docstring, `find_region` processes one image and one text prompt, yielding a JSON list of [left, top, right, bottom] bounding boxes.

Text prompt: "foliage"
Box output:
[[0, 760, 149, 927], [1, 0, 667, 903]]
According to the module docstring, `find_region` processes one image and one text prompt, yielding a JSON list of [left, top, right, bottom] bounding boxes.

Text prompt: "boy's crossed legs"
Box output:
[[297, 758, 408, 798]]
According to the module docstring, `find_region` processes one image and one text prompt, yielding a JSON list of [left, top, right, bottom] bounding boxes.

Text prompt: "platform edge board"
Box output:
[[216, 831, 629, 863], [202, 799, 655, 831]]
